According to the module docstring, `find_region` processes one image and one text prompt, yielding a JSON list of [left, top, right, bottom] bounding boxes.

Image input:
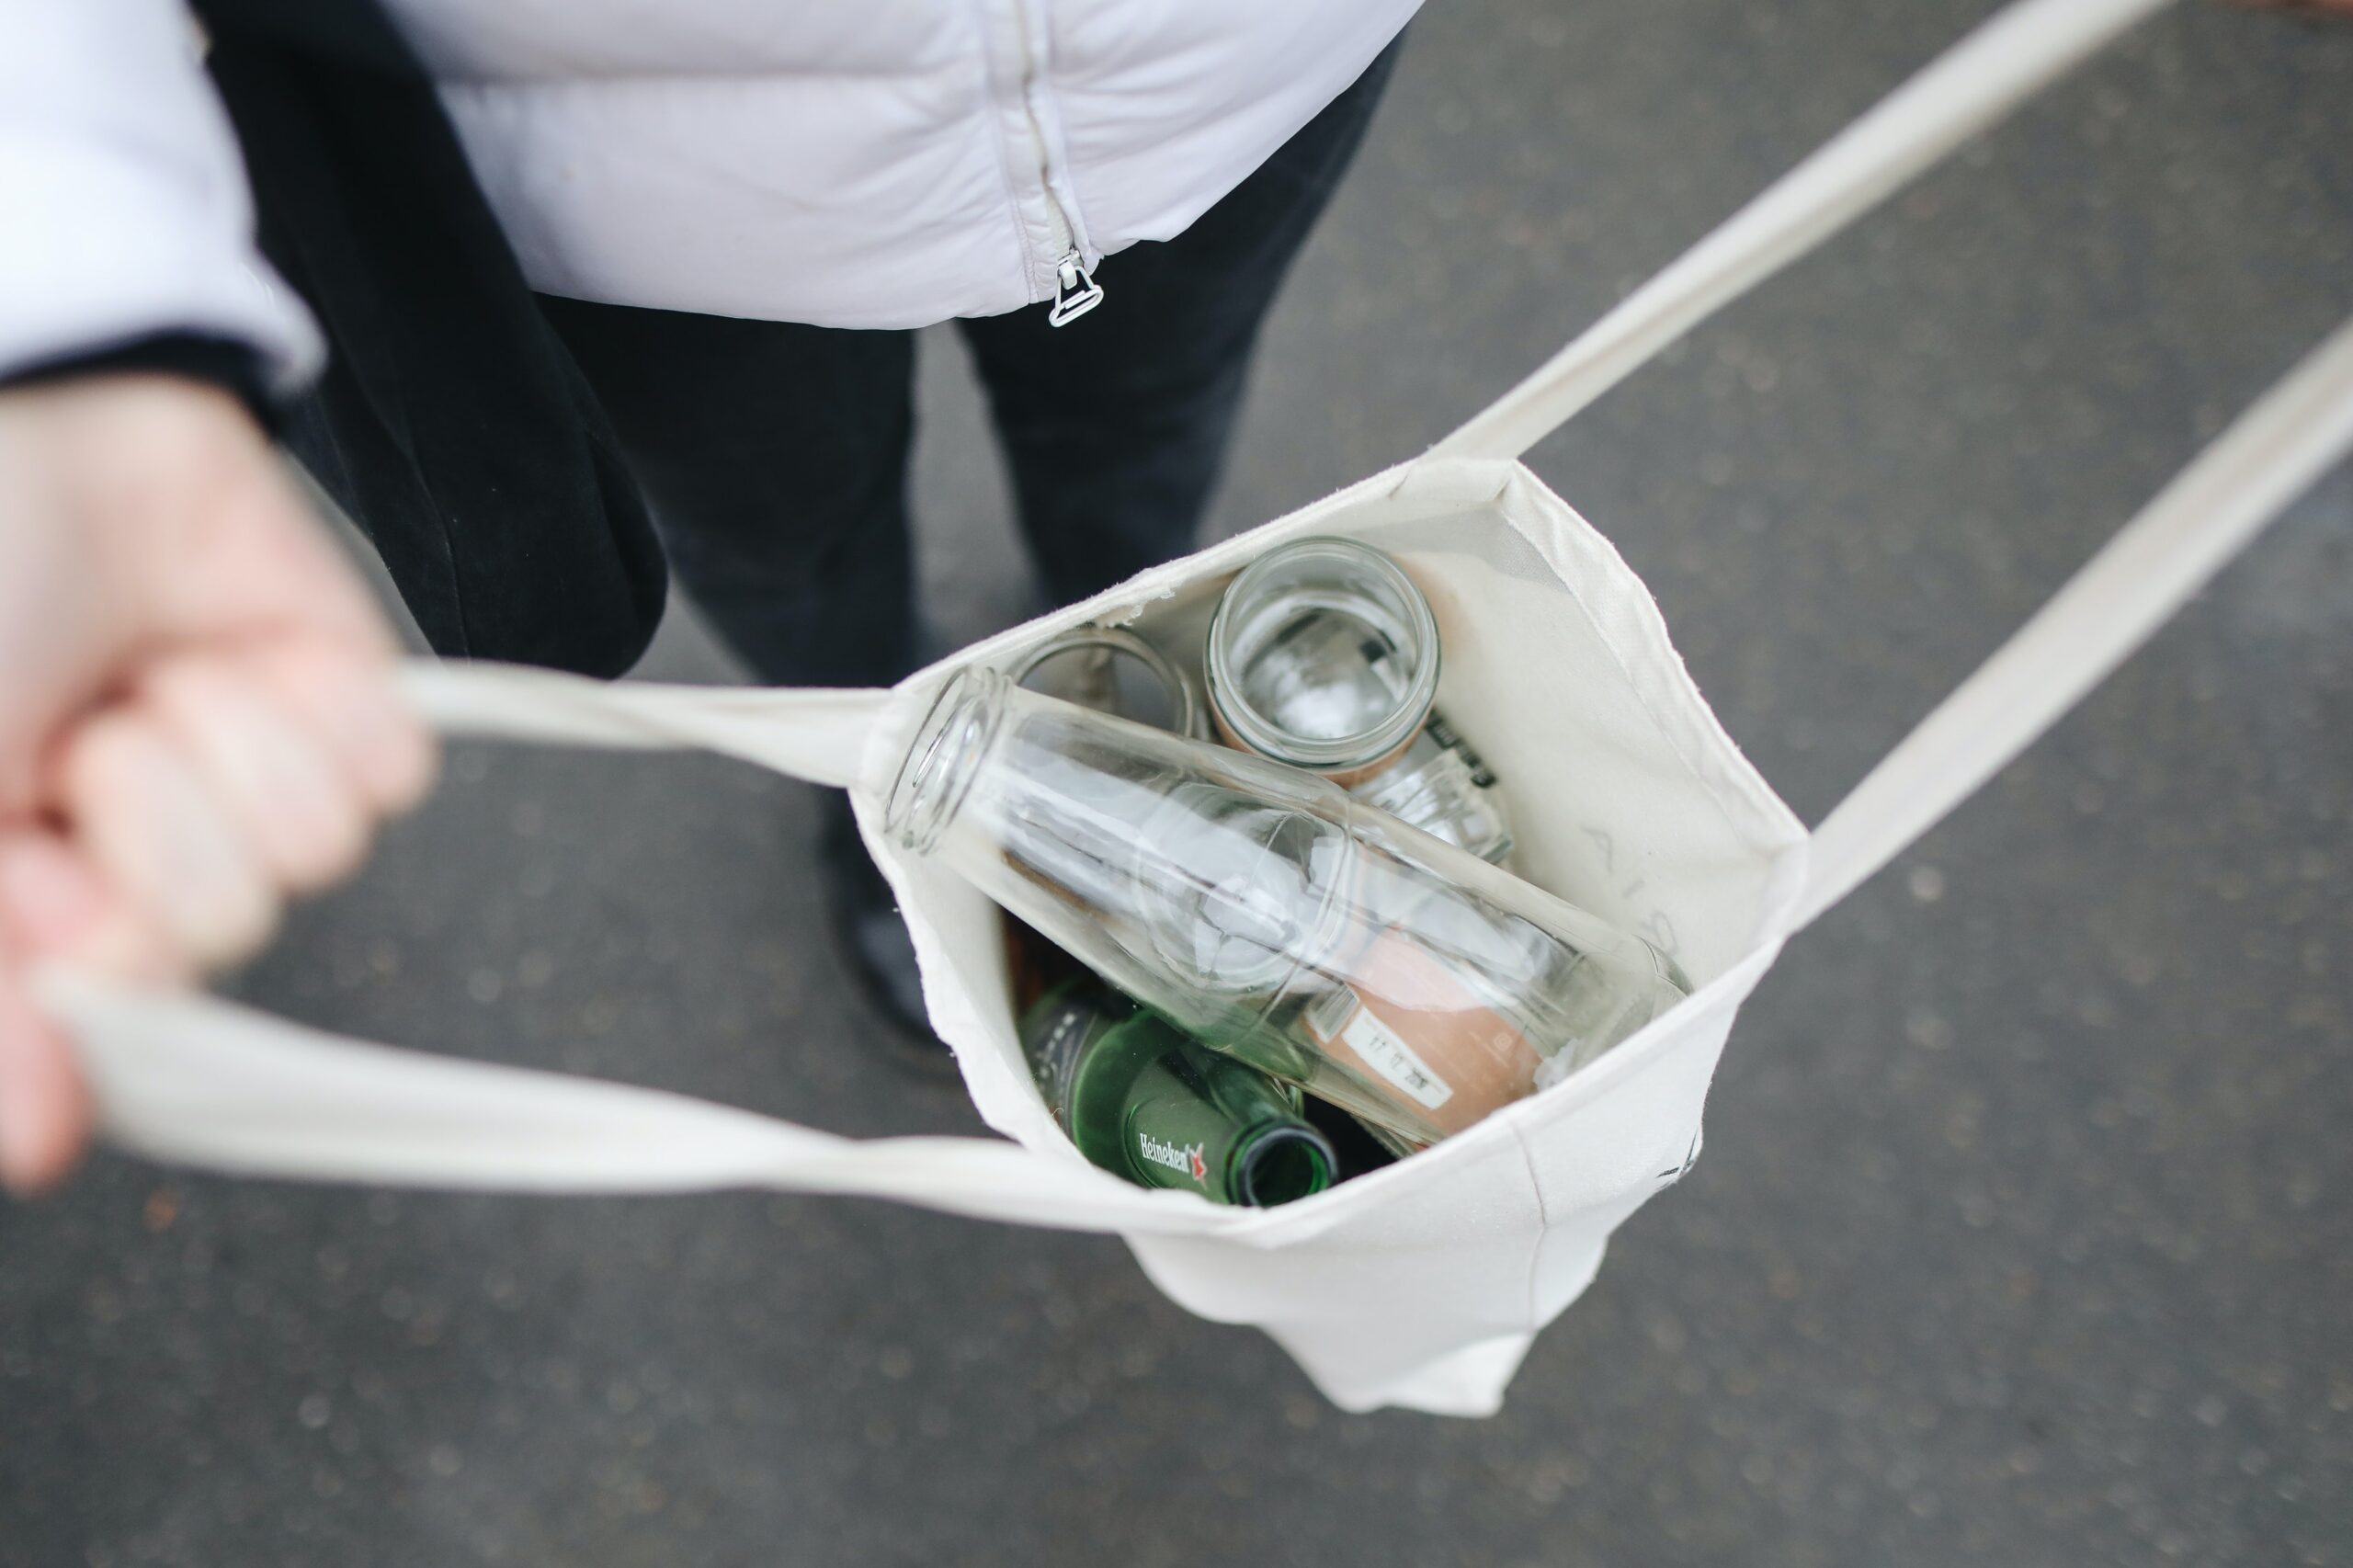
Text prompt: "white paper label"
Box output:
[[1335, 1003, 1455, 1111]]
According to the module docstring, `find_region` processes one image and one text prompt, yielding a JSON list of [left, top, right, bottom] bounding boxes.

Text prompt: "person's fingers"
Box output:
[[141, 657, 369, 894], [0, 963, 89, 1194], [55, 712, 280, 971], [247, 642, 438, 816], [0, 828, 149, 970]]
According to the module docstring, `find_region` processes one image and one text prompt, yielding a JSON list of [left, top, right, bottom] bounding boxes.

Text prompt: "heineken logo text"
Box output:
[[1138, 1132, 1209, 1185]]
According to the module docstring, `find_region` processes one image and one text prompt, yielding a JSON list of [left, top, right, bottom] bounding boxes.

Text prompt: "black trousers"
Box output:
[[541, 41, 1399, 691]]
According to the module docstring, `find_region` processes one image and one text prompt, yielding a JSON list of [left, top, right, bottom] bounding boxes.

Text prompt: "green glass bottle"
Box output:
[[1020, 980, 1336, 1207]]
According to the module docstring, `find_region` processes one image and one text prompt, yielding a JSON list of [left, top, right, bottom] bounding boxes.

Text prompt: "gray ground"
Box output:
[[5, 3, 2350, 1565]]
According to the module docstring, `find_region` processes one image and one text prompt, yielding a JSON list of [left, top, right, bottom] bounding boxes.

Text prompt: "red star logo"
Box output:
[[1189, 1148, 1209, 1183]]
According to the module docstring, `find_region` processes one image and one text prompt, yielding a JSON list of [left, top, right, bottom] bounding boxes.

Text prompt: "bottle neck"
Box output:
[[1226, 1120, 1336, 1207], [1120, 1040, 1336, 1207], [883, 667, 1007, 856]]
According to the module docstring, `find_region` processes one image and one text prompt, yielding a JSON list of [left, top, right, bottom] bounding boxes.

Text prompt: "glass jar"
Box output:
[[885, 668, 1687, 1148], [1204, 536, 1515, 865]]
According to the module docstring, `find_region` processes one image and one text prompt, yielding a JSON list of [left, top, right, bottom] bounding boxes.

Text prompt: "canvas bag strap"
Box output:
[[1792, 316, 2353, 929], [1415, 0, 2353, 923], [41, 970, 1225, 1235], [1427, 0, 2178, 463], [37, 665, 1231, 1237], [395, 660, 888, 789], [41, 965, 1233, 1233]]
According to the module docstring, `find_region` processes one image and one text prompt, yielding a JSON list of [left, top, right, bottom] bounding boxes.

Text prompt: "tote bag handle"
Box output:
[[389, 660, 886, 790], [40, 666, 1233, 1237], [1790, 319, 2353, 928], [1428, 0, 2181, 462], [1420, 0, 2353, 926]]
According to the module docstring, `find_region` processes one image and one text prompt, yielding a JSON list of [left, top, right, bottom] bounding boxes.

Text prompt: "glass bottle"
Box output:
[[1205, 536, 1515, 866], [1022, 979, 1336, 1206], [1004, 625, 1203, 1013], [885, 668, 1688, 1149]]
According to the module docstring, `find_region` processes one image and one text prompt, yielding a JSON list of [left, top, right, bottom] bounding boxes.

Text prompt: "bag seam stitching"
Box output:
[[1506, 1116, 1552, 1332]]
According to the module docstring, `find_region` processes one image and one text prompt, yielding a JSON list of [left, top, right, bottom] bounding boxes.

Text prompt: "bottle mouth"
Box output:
[[884, 667, 1006, 855], [1009, 624, 1202, 738], [1233, 1122, 1337, 1207], [1205, 535, 1442, 774]]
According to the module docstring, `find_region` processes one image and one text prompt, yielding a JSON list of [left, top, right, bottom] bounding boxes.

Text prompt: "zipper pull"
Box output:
[[1048, 251, 1105, 327]]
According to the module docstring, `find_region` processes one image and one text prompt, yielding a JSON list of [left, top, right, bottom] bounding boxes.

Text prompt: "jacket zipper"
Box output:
[[1007, 2, 1103, 325]]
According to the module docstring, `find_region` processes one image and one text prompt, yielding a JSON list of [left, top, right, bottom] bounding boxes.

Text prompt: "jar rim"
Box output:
[[1009, 623, 1203, 739], [1204, 535, 1441, 771]]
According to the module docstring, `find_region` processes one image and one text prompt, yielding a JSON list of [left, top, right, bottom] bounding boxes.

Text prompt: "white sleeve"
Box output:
[[0, 0, 322, 391]]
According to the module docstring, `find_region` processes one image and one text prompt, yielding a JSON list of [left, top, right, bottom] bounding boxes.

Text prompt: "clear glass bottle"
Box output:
[[1022, 979, 1336, 1206], [886, 668, 1688, 1148], [1206, 536, 1515, 866], [1004, 625, 1204, 1013]]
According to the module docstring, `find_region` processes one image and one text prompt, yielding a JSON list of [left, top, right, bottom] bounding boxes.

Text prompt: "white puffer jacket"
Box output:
[[0, 0, 1415, 392]]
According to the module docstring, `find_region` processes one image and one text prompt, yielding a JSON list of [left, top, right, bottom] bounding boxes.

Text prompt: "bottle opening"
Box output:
[[1205, 536, 1442, 775], [883, 668, 1006, 855], [1233, 1123, 1337, 1207], [1010, 625, 1200, 737]]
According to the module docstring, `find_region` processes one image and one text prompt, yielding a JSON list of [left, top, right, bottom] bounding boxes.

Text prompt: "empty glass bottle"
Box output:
[[1005, 625, 1203, 1014], [886, 667, 1688, 1148], [1206, 536, 1515, 866], [1022, 979, 1336, 1206]]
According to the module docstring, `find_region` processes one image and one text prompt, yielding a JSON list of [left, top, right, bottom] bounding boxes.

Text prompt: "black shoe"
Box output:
[[819, 797, 950, 1059]]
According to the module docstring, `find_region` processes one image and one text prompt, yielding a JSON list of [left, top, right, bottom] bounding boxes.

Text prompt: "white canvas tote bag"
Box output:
[[42, 0, 2353, 1417]]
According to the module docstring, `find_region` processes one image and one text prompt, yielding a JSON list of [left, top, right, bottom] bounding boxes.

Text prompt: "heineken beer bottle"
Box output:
[[1020, 980, 1336, 1207]]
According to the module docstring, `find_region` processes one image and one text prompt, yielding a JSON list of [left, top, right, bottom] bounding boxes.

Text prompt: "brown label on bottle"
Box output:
[[1302, 932, 1543, 1139]]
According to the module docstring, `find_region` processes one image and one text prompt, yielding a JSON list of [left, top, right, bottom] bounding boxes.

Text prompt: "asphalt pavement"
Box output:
[[5, 3, 2350, 1565]]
